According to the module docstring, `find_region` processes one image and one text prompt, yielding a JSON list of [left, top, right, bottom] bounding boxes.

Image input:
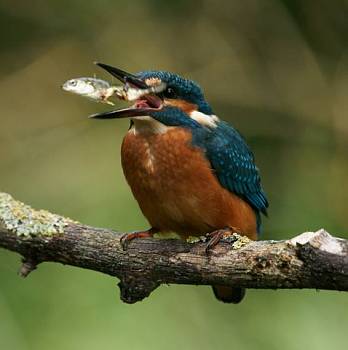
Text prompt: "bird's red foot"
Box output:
[[120, 228, 157, 250], [205, 226, 241, 254]]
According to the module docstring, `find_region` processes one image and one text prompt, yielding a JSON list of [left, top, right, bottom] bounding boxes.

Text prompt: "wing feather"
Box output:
[[201, 121, 268, 216]]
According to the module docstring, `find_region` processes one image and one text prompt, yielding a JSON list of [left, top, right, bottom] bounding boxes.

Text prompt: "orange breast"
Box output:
[[121, 126, 257, 240]]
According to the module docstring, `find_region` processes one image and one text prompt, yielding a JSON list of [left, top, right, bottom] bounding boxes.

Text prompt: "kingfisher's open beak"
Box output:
[[90, 63, 163, 119]]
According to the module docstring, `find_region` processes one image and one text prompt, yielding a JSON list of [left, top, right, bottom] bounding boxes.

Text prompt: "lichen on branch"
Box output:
[[0, 192, 70, 237]]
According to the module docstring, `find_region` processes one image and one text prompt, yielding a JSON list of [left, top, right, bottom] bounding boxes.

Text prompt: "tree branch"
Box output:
[[0, 192, 347, 303]]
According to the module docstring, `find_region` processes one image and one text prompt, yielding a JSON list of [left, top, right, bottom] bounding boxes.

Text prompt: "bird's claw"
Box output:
[[205, 227, 241, 254], [119, 229, 156, 251]]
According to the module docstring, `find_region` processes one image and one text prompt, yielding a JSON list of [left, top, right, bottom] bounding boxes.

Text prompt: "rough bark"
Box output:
[[0, 192, 347, 303]]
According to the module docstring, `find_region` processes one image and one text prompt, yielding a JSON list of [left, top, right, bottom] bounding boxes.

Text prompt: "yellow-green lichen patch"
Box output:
[[186, 232, 251, 249], [0, 192, 69, 237], [187, 236, 207, 243], [230, 233, 251, 249]]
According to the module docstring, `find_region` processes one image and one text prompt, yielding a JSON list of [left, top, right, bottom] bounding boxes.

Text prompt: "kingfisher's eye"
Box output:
[[163, 87, 177, 99]]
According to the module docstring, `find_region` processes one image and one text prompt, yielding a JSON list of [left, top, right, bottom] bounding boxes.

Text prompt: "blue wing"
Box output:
[[193, 121, 268, 229]]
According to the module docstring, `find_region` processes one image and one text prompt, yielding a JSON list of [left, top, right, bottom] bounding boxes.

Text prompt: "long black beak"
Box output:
[[89, 107, 159, 119], [95, 62, 147, 89]]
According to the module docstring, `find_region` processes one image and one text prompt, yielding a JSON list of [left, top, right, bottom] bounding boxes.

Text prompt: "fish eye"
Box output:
[[69, 80, 77, 87], [163, 87, 177, 99]]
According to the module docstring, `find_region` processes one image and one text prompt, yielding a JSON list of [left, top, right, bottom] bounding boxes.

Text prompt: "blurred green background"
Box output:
[[1, 0, 348, 349]]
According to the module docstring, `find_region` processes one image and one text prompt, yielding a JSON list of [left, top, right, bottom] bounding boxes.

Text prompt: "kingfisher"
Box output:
[[91, 63, 268, 303]]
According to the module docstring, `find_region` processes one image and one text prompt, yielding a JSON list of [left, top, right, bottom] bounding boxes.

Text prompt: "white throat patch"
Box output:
[[189, 111, 219, 128]]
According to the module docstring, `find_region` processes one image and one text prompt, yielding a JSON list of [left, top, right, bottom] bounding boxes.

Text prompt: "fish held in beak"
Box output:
[[62, 77, 118, 106], [90, 63, 166, 119]]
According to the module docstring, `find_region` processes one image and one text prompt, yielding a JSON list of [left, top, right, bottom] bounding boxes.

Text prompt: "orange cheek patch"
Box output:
[[145, 77, 162, 86], [164, 99, 197, 114]]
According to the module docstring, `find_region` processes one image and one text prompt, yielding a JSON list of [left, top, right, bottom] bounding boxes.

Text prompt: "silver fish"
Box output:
[[62, 77, 167, 106], [62, 77, 120, 106]]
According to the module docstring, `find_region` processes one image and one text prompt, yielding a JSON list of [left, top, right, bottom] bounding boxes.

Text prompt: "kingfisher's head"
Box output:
[[90, 63, 218, 129]]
